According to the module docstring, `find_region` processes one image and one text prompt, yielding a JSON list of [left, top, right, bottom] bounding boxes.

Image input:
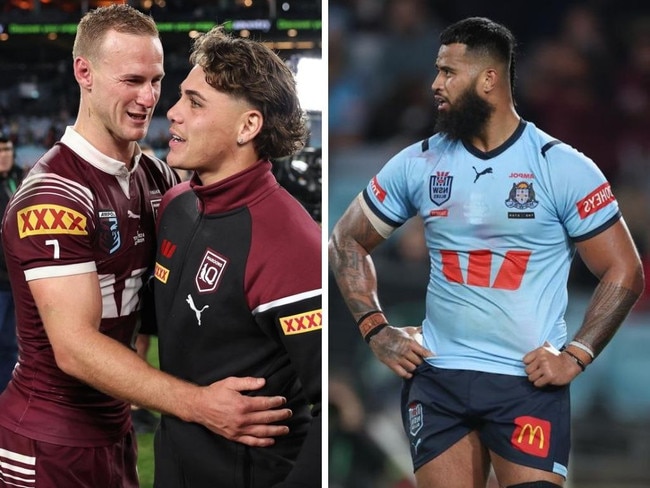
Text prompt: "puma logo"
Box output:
[[186, 294, 209, 326], [473, 166, 493, 183]]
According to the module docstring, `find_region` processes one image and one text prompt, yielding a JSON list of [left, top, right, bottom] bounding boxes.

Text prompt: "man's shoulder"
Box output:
[[521, 121, 577, 159], [139, 153, 180, 184], [158, 180, 193, 220], [18, 144, 93, 193], [377, 135, 447, 173], [23, 142, 93, 183]]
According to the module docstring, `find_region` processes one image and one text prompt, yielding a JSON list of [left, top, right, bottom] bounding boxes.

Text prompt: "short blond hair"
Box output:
[[72, 4, 159, 62]]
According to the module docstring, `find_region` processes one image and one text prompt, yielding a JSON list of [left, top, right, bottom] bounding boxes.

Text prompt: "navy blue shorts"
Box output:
[[401, 363, 570, 478]]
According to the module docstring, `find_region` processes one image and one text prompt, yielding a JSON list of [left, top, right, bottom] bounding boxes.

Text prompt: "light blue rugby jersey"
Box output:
[[361, 120, 620, 376]]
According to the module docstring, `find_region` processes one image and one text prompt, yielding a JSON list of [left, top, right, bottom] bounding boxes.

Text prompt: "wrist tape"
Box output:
[[357, 311, 388, 343]]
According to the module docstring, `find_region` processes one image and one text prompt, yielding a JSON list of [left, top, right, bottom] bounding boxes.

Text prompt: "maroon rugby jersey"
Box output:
[[0, 127, 178, 447]]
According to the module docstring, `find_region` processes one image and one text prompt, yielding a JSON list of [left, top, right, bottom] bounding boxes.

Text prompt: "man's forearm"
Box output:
[[329, 234, 381, 319], [573, 281, 641, 358]]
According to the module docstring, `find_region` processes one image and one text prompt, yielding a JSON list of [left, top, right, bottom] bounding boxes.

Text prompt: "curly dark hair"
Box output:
[[190, 26, 308, 160]]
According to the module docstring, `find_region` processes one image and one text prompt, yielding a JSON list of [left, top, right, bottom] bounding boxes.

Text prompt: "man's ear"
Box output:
[[238, 110, 263, 145], [73, 56, 93, 89], [482, 68, 497, 94]]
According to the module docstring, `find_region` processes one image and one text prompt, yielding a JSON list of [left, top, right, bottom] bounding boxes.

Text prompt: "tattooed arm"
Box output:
[[524, 218, 644, 387], [572, 218, 644, 358], [328, 195, 433, 379]]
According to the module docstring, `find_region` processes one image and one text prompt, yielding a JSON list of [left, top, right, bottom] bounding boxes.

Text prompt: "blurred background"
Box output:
[[328, 1, 650, 487]]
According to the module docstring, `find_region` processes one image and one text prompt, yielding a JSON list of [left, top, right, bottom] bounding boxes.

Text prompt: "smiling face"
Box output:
[[74, 30, 164, 158], [166, 65, 261, 185]]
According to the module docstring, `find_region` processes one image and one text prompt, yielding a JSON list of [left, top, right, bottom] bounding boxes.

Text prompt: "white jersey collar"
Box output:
[[60, 126, 142, 197], [60, 126, 142, 176]]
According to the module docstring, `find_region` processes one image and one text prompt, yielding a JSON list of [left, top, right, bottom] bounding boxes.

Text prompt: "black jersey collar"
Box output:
[[462, 119, 527, 160]]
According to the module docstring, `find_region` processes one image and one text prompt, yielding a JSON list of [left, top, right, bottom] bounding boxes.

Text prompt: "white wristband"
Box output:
[[569, 340, 594, 359]]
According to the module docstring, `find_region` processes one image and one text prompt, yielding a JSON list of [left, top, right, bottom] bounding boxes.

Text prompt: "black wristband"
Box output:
[[356, 310, 383, 327], [364, 323, 388, 343], [357, 311, 388, 343], [562, 349, 586, 372]]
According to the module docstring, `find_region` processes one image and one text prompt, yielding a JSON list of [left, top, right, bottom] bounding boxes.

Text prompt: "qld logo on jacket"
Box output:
[[196, 248, 228, 293], [429, 171, 453, 206]]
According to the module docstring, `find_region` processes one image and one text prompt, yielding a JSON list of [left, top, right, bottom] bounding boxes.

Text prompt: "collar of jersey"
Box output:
[[60, 126, 141, 176], [189, 160, 276, 214]]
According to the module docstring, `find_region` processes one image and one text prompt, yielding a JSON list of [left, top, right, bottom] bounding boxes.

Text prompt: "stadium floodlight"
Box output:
[[295, 56, 323, 113]]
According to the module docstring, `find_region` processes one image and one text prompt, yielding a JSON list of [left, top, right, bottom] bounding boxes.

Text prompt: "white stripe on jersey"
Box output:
[[0, 448, 34, 467], [253, 288, 322, 315], [24, 262, 96, 282], [9, 172, 94, 215], [0, 447, 35, 488]]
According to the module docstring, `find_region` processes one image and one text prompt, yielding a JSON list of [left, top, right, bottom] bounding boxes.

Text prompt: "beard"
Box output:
[[434, 87, 494, 142]]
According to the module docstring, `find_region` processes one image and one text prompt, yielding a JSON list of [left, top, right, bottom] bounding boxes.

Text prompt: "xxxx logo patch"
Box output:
[[154, 262, 169, 284], [18, 204, 87, 238], [280, 309, 322, 335]]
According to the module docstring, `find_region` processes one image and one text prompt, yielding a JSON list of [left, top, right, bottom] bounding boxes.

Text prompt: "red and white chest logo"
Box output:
[[195, 248, 228, 294]]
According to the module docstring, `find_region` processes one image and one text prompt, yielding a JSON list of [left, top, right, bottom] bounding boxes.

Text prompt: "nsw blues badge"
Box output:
[[408, 401, 423, 436], [429, 171, 453, 206]]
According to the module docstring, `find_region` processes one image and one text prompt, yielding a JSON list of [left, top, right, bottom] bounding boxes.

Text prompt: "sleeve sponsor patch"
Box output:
[[17, 204, 88, 238], [280, 309, 322, 335], [576, 183, 615, 219], [154, 262, 169, 284], [370, 176, 387, 203]]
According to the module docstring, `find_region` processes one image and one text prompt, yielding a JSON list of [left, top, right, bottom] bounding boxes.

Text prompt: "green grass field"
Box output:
[[136, 336, 159, 488], [137, 431, 156, 488]]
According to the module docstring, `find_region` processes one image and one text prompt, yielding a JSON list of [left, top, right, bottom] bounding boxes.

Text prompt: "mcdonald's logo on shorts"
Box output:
[[510, 415, 551, 458]]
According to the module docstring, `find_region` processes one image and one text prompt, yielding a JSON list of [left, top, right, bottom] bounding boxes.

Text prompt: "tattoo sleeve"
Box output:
[[573, 281, 641, 358], [328, 200, 388, 321]]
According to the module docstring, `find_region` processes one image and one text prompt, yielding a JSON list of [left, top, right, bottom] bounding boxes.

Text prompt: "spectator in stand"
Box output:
[[518, 4, 618, 182], [329, 5, 370, 150], [364, 0, 443, 144], [0, 133, 24, 392]]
